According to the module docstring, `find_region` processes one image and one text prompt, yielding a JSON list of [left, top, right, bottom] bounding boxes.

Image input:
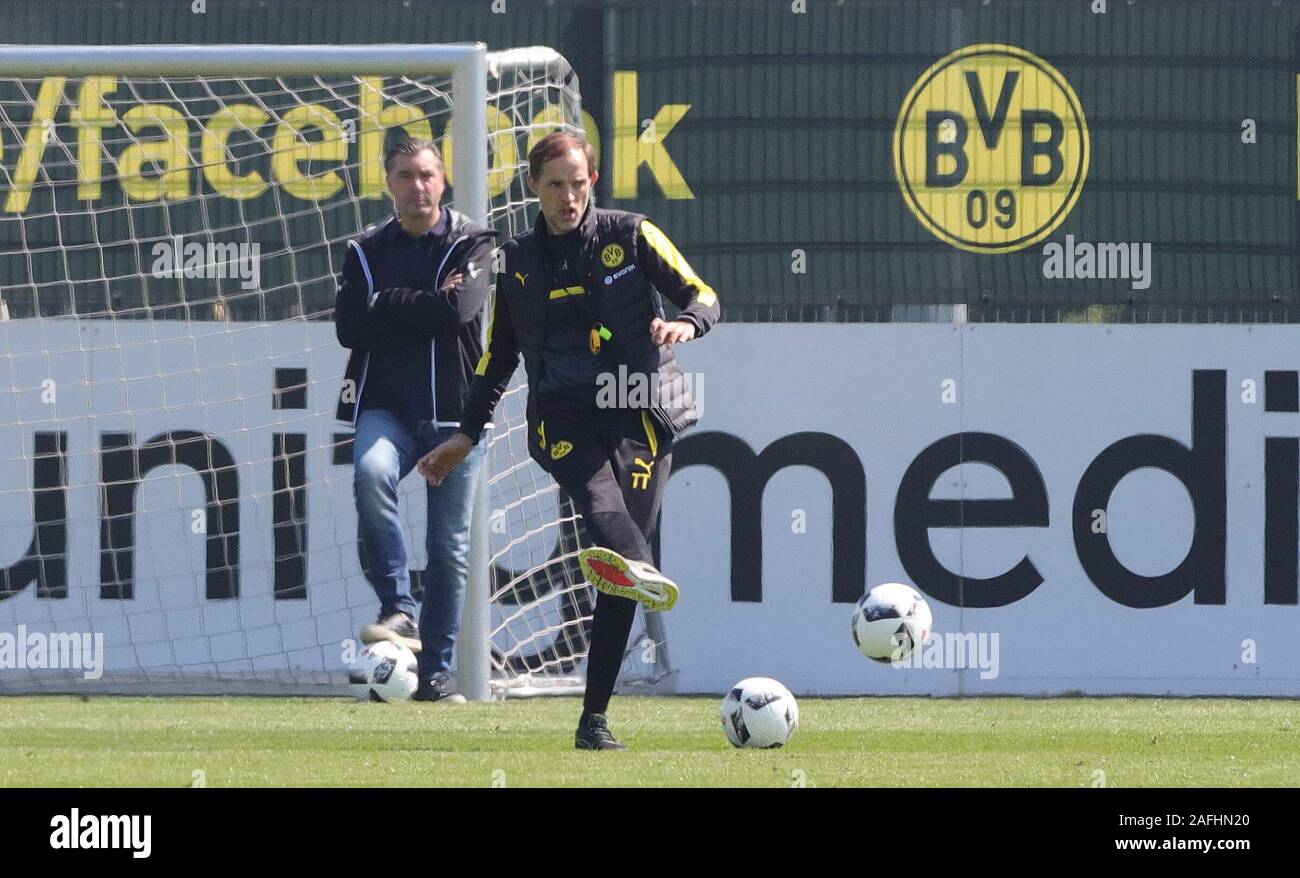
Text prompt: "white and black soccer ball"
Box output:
[[349, 641, 419, 702], [721, 677, 799, 749], [851, 582, 933, 663]]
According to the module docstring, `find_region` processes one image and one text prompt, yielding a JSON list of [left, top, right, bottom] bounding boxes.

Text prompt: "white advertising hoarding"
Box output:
[[661, 324, 1299, 695], [1, 321, 1297, 695]]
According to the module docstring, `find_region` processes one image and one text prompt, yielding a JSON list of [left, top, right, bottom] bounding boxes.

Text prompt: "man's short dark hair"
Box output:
[[527, 131, 596, 181], [384, 137, 444, 173]]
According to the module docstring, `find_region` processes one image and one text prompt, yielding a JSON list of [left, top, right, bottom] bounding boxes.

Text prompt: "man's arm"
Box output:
[[334, 241, 424, 351], [418, 269, 521, 486], [369, 233, 496, 335], [457, 271, 522, 444], [635, 218, 721, 337]]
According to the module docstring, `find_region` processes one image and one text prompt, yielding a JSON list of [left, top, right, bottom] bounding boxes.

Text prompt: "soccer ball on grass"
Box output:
[[721, 677, 799, 748], [349, 641, 419, 702]]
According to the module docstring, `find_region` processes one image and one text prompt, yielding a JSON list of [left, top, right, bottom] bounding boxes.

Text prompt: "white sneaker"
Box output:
[[578, 547, 679, 611]]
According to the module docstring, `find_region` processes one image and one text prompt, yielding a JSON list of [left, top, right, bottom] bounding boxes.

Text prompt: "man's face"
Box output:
[[529, 147, 597, 235], [386, 149, 445, 224]]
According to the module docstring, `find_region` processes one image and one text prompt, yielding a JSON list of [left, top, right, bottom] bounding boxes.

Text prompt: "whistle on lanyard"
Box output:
[[589, 322, 613, 355]]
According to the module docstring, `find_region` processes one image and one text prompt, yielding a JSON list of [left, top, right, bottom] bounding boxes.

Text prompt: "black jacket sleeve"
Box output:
[[634, 218, 721, 336], [333, 242, 424, 352], [370, 233, 496, 336], [457, 272, 521, 444]]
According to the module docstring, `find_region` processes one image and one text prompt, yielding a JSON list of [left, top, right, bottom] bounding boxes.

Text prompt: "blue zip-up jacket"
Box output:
[[334, 208, 497, 426]]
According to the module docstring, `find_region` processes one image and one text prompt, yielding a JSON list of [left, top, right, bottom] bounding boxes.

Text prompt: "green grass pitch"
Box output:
[[2, 695, 1298, 787]]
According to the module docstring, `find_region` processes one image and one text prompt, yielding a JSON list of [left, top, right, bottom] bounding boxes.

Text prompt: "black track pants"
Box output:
[[540, 407, 672, 715]]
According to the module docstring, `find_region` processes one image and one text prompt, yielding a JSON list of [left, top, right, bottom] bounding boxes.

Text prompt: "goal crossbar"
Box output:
[[0, 43, 486, 76]]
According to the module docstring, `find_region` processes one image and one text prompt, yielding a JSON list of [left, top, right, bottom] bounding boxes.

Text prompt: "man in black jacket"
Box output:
[[334, 138, 495, 702], [418, 132, 719, 746]]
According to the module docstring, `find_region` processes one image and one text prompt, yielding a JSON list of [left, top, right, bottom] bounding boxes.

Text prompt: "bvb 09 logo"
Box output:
[[894, 44, 1089, 253], [601, 243, 625, 268]]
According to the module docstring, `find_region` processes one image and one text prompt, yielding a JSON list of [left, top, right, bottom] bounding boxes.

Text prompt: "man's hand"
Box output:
[[439, 270, 463, 293], [418, 433, 474, 486], [650, 318, 697, 348]]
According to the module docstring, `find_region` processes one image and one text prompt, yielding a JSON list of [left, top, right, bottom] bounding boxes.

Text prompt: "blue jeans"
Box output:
[[353, 407, 486, 679]]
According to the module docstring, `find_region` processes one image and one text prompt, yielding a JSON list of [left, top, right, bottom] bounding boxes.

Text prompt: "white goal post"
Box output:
[[0, 43, 669, 699]]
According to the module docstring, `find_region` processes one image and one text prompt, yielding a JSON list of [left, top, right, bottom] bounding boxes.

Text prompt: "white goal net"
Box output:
[[0, 44, 669, 697]]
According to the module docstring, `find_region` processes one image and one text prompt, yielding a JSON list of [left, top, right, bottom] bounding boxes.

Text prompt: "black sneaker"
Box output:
[[412, 671, 467, 703], [575, 713, 628, 751], [359, 611, 422, 654]]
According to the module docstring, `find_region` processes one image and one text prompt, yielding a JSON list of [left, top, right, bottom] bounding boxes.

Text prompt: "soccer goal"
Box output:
[[0, 43, 669, 699]]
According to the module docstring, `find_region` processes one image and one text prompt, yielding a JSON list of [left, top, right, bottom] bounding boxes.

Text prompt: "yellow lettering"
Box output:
[[117, 103, 190, 201], [442, 104, 523, 197], [202, 104, 269, 200], [526, 105, 601, 170], [272, 104, 346, 200], [485, 105, 518, 195], [4, 77, 65, 213], [72, 77, 116, 201], [613, 70, 693, 199], [358, 77, 432, 198]]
